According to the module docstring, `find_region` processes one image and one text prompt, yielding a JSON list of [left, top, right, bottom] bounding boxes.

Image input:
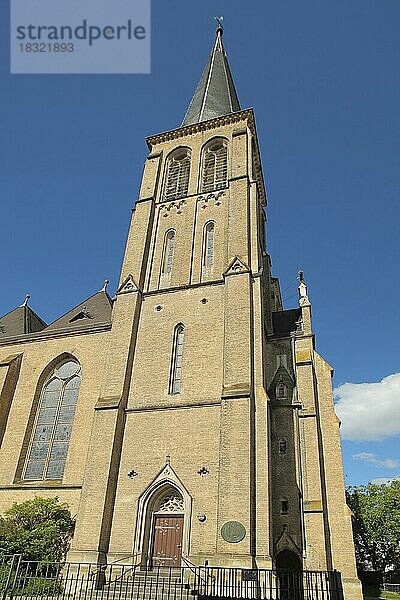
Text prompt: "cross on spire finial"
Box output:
[[215, 16, 224, 34]]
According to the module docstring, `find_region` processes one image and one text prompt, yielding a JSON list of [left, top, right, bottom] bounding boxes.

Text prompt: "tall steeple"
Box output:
[[181, 25, 241, 127]]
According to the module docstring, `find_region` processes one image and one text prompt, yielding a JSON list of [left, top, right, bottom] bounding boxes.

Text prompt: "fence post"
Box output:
[[2, 554, 22, 600], [95, 564, 107, 590], [330, 570, 344, 600]]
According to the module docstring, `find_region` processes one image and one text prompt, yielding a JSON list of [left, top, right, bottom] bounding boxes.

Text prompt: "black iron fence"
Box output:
[[197, 566, 343, 600], [0, 556, 343, 600]]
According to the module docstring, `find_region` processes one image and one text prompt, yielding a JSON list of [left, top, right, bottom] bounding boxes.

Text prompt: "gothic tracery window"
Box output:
[[164, 148, 191, 200], [24, 359, 81, 481], [156, 492, 184, 513], [170, 324, 185, 394], [201, 139, 228, 192]]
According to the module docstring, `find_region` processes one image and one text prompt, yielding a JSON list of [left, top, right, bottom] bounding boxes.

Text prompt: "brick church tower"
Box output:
[[0, 26, 361, 600]]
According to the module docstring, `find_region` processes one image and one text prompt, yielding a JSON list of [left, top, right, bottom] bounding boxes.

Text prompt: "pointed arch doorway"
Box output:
[[135, 465, 192, 569], [275, 550, 303, 600]]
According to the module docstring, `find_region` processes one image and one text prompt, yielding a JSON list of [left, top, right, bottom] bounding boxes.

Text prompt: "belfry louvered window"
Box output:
[[170, 324, 185, 394], [24, 360, 81, 481], [162, 229, 175, 274], [203, 221, 215, 267], [164, 148, 191, 200], [202, 139, 227, 192]]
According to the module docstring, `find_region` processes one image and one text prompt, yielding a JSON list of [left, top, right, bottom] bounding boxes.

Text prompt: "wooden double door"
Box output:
[[151, 514, 184, 567]]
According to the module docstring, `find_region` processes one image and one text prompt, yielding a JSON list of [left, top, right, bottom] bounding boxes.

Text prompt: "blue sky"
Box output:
[[1, 1, 399, 486]]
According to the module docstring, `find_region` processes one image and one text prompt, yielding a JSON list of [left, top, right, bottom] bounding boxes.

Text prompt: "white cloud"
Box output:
[[334, 372, 400, 441], [370, 477, 400, 485], [352, 452, 399, 469]]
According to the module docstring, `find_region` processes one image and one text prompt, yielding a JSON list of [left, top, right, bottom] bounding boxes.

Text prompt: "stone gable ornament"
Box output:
[[116, 275, 139, 295], [298, 270, 311, 307], [224, 256, 250, 277]]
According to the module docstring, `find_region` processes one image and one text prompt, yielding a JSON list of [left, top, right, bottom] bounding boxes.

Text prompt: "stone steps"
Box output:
[[89, 572, 196, 600]]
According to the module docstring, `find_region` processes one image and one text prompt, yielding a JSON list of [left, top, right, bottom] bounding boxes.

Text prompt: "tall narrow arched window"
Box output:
[[276, 381, 287, 399], [279, 438, 287, 455], [281, 498, 289, 515], [162, 229, 175, 274], [202, 139, 227, 192], [203, 221, 215, 268], [170, 324, 185, 394], [24, 359, 81, 481], [164, 148, 191, 200]]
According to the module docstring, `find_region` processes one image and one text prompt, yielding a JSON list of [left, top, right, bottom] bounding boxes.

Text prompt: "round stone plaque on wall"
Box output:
[[221, 521, 246, 543]]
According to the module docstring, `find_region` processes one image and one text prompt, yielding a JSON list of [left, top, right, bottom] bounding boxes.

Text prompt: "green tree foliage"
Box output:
[[346, 480, 400, 579], [0, 497, 75, 563]]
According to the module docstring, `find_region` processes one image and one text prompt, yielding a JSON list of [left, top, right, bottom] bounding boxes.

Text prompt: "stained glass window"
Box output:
[[24, 360, 81, 481]]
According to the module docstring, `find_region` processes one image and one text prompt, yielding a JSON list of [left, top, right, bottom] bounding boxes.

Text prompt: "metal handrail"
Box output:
[[89, 552, 142, 584], [180, 556, 215, 586]]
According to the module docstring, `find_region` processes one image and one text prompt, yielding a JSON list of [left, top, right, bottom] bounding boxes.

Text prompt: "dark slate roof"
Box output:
[[181, 27, 241, 127], [272, 309, 302, 338], [44, 290, 112, 333], [0, 305, 47, 339]]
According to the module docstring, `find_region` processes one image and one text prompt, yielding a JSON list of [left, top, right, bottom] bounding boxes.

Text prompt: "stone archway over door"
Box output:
[[135, 464, 192, 567]]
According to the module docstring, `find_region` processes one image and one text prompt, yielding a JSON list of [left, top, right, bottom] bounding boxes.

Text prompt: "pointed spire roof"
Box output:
[[182, 26, 241, 127]]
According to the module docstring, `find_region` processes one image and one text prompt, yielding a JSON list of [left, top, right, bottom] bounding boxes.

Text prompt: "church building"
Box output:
[[0, 27, 361, 599]]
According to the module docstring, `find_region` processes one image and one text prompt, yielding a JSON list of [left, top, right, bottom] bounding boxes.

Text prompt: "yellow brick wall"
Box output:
[[0, 330, 109, 516]]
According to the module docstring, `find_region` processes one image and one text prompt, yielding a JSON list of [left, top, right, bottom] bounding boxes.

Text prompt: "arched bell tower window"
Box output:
[[24, 359, 81, 481], [170, 324, 185, 394], [203, 221, 215, 268], [162, 229, 176, 274], [201, 139, 228, 192], [164, 148, 191, 201]]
